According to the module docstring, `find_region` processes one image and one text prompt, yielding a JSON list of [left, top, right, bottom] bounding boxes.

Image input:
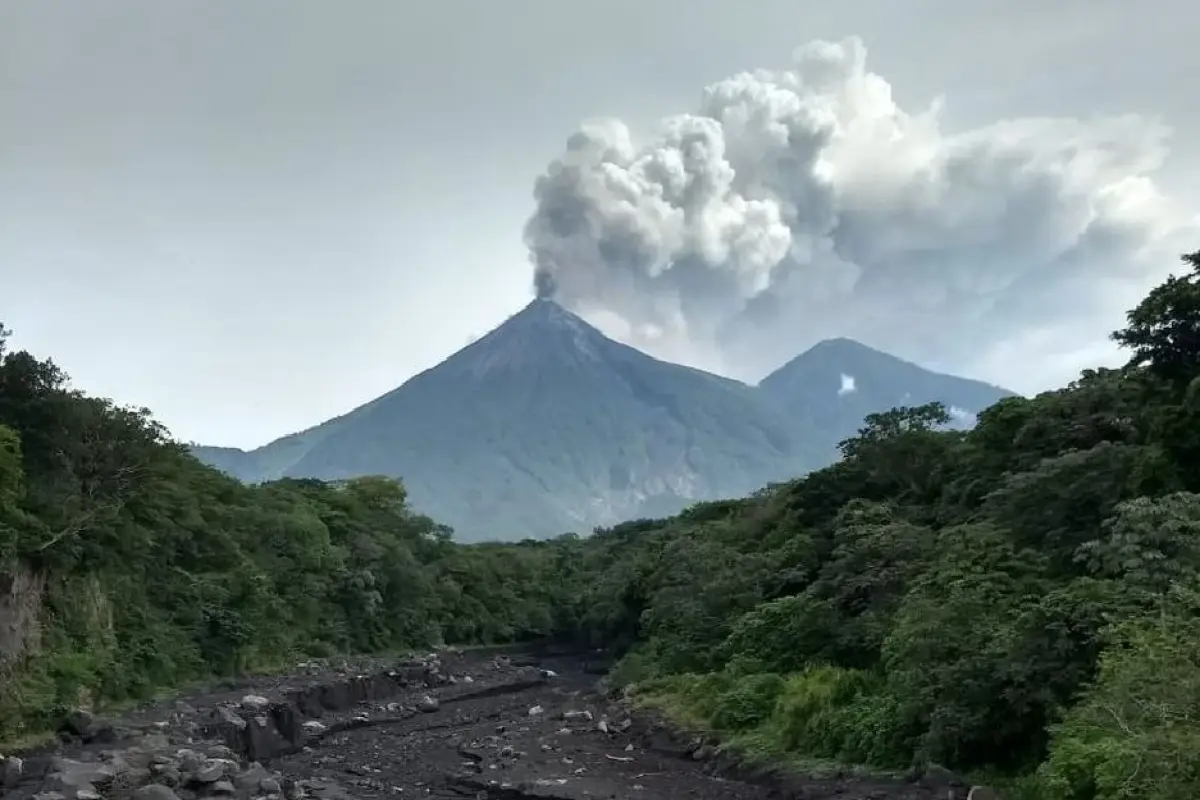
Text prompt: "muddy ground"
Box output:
[[0, 647, 977, 800]]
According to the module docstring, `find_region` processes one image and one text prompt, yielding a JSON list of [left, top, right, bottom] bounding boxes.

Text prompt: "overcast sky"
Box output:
[[3, 0, 1198, 448]]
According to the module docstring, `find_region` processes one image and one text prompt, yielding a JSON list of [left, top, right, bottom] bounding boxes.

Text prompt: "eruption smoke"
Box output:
[[523, 37, 1196, 390]]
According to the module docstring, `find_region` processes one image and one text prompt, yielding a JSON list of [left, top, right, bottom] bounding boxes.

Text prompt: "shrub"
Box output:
[[772, 665, 906, 764], [712, 672, 786, 731]]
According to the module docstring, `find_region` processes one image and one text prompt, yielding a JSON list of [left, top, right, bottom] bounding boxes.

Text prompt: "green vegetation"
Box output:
[[0, 330, 575, 736], [564, 250, 1200, 799], [3, 251, 1200, 799]]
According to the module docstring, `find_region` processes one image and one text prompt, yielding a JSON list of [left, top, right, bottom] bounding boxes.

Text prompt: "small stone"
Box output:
[[241, 695, 271, 712], [527, 706, 544, 716], [302, 720, 326, 735], [416, 695, 439, 713], [261, 778, 282, 794], [205, 745, 238, 761], [193, 759, 236, 783], [134, 785, 182, 800], [212, 779, 236, 794]]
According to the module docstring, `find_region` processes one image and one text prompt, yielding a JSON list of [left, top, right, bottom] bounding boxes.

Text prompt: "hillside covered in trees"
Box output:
[[4, 251, 1200, 799]]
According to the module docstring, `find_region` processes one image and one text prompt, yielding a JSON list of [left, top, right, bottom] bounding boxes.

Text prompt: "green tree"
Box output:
[[1036, 588, 1200, 800], [1112, 250, 1200, 386]]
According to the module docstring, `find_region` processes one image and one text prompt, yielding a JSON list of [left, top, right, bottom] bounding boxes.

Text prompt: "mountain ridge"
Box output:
[[757, 335, 1015, 457], [192, 300, 1015, 538]]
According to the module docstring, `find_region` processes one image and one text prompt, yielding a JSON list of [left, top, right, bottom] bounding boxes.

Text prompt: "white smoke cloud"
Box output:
[[524, 37, 1197, 392], [838, 373, 856, 396]]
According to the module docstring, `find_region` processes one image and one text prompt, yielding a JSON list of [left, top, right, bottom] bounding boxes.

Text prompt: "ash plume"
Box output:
[[523, 37, 1197, 390]]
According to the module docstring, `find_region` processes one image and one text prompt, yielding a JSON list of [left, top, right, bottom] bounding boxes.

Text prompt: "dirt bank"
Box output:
[[0, 647, 973, 800]]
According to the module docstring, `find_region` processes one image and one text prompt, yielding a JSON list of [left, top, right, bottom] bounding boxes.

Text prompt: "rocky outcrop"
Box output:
[[0, 567, 46, 669]]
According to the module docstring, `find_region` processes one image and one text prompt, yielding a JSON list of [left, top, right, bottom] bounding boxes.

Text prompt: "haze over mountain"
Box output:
[[192, 300, 1013, 540]]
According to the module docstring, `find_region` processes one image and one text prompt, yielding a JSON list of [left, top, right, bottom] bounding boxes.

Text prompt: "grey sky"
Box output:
[[2, 0, 1197, 448]]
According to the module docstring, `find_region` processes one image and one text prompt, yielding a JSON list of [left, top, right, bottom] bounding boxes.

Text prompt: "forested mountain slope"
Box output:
[[2, 250, 1200, 800]]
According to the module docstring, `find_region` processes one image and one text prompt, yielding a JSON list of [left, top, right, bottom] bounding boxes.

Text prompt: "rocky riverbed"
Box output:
[[0, 647, 983, 800]]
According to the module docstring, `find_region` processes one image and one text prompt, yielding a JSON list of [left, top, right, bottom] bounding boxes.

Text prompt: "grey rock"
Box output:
[[2, 755, 24, 788], [241, 695, 271, 713], [192, 759, 236, 783], [416, 695, 439, 713], [60, 710, 116, 744], [968, 787, 1000, 800], [175, 750, 205, 774], [151, 764, 182, 786], [134, 786, 183, 800], [215, 706, 247, 731], [46, 759, 117, 793], [204, 745, 238, 761], [233, 763, 273, 793], [63, 710, 96, 737]]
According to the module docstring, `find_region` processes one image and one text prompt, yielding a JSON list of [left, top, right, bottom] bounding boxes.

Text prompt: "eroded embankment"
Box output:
[[0, 647, 976, 800]]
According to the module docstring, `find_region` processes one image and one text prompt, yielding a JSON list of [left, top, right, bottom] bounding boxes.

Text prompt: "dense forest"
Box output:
[[4, 251, 1200, 799]]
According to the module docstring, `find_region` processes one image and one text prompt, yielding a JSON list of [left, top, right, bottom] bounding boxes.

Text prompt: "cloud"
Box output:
[[523, 37, 1198, 392], [838, 373, 856, 396]]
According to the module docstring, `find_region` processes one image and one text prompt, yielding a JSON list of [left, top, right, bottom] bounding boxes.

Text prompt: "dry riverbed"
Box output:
[[0, 647, 975, 800]]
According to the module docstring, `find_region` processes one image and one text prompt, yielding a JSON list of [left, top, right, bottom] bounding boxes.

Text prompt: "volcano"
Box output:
[[758, 337, 1014, 458], [193, 300, 812, 540]]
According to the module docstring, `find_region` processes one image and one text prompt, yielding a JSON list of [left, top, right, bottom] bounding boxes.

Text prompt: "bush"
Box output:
[[712, 672, 786, 731], [773, 666, 905, 763]]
